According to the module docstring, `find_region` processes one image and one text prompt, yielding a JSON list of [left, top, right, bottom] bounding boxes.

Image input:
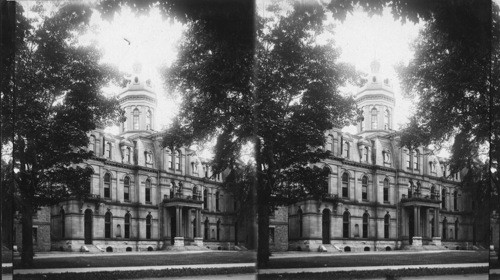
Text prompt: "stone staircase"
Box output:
[[80, 244, 105, 253]]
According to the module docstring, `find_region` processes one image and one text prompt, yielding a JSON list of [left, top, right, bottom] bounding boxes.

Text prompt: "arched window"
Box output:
[[192, 186, 198, 198], [146, 214, 152, 239], [204, 218, 209, 240], [133, 108, 139, 130], [408, 180, 413, 198], [384, 109, 390, 130], [455, 219, 459, 240], [146, 109, 152, 130], [216, 219, 221, 241], [124, 213, 131, 239], [105, 211, 112, 238], [342, 172, 349, 198], [360, 119, 365, 131], [431, 217, 435, 237], [383, 178, 389, 203], [343, 141, 350, 158], [203, 189, 208, 209], [413, 150, 419, 170], [453, 191, 458, 211], [361, 176, 368, 201], [441, 188, 447, 209], [297, 208, 303, 238], [145, 179, 152, 203], [364, 147, 369, 162], [362, 212, 369, 238], [175, 150, 181, 170], [343, 210, 350, 238], [104, 173, 111, 199], [442, 217, 447, 240], [124, 176, 130, 201], [215, 191, 220, 211], [371, 108, 378, 130], [60, 209, 65, 238], [384, 213, 390, 238], [406, 150, 411, 169], [89, 135, 96, 153]]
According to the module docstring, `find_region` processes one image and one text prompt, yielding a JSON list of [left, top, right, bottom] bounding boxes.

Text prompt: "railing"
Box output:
[[401, 191, 441, 204], [83, 193, 102, 202], [163, 192, 202, 203]]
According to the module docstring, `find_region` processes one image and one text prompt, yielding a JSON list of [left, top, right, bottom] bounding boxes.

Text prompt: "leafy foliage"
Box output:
[[1, 3, 123, 266]]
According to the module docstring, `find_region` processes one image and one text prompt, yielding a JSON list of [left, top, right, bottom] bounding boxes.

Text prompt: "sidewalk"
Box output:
[[258, 262, 488, 275], [14, 262, 256, 275], [26, 249, 233, 259], [269, 250, 458, 259]]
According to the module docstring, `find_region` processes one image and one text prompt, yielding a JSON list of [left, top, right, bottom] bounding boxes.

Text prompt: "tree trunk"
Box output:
[[21, 200, 34, 267], [256, 138, 270, 268]]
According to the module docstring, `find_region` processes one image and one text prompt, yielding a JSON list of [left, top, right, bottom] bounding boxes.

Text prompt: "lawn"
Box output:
[[14, 251, 256, 269], [266, 251, 488, 269]]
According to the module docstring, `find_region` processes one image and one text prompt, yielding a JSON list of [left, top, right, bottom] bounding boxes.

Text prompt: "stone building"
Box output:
[[287, 61, 476, 252], [14, 207, 51, 252], [49, 69, 245, 252]]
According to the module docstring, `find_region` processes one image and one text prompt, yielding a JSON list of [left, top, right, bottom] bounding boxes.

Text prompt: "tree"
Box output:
[[1, 3, 122, 266], [162, 3, 358, 267], [395, 0, 495, 248]]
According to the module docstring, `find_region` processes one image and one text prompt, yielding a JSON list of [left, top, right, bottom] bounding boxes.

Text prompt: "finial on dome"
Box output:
[[370, 60, 380, 74]]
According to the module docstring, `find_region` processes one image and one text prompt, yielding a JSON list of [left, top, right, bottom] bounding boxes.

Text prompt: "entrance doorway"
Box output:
[[170, 209, 176, 245], [84, 209, 93, 244], [408, 210, 414, 245], [322, 209, 331, 244]]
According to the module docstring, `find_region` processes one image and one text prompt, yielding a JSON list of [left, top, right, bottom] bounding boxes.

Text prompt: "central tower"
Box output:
[[118, 63, 157, 137], [355, 60, 395, 135]]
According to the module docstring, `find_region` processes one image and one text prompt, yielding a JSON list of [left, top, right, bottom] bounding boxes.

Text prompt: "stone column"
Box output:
[[174, 206, 184, 246], [413, 206, 422, 246], [194, 209, 203, 246], [432, 208, 441, 246]]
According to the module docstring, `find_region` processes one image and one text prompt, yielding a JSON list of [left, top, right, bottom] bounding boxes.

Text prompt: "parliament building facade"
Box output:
[[287, 61, 475, 252]]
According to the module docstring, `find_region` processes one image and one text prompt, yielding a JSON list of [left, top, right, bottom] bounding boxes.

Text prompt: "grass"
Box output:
[[258, 267, 488, 279], [266, 251, 488, 269], [14, 251, 256, 269], [14, 267, 256, 280]]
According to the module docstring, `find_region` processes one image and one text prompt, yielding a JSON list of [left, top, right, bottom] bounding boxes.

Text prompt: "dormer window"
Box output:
[[343, 141, 350, 158], [430, 161, 436, 173]]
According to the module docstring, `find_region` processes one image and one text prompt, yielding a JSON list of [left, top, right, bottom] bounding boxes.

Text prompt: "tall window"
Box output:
[[105, 142, 112, 158], [60, 209, 65, 238], [431, 185, 436, 199], [371, 108, 378, 129], [104, 173, 111, 199], [105, 211, 112, 238], [204, 218, 209, 240], [453, 191, 458, 211], [362, 212, 369, 238], [145, 179, 151, 203], [383, 178, 389, 203], [442, 218, 447, 239], [146, 109, 152, 130], [124, 213, 131, 239], [413, 150, 419, 170], [298, 208, 303, 238], [364, 147, 369, 162], [215, 191, 220, 211], [455, 219, 459, 240], [124, 147, 130, 163], [175, 150, 181, 170], [361, 176, 368, 201], [342, 172, 349, 198], [441, 188, 447, 209], [384, 213, 390, 238], [430, 162, 436, 173], [384, 109, 390, 130], [133, 108, 139, 130], [89, 135, 96, 153], [166, 150, 173, 169], [343, 141, 350, 158], [146, 214, 151, 239], [203, 189, 208, 209], [360, 119, 365, 131], [406, 151, 411, 169], [124, 176, 130, 201], [343, 210, 350, 238], [216, 219, 221, 241]]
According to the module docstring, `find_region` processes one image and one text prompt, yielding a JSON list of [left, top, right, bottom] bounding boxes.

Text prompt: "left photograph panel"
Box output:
[[1, 1, 256, 279]]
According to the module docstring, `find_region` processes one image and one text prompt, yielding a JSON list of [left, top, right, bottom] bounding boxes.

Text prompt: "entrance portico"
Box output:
[[162, 192, 203, 247], [401, 192, 441, 246]]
